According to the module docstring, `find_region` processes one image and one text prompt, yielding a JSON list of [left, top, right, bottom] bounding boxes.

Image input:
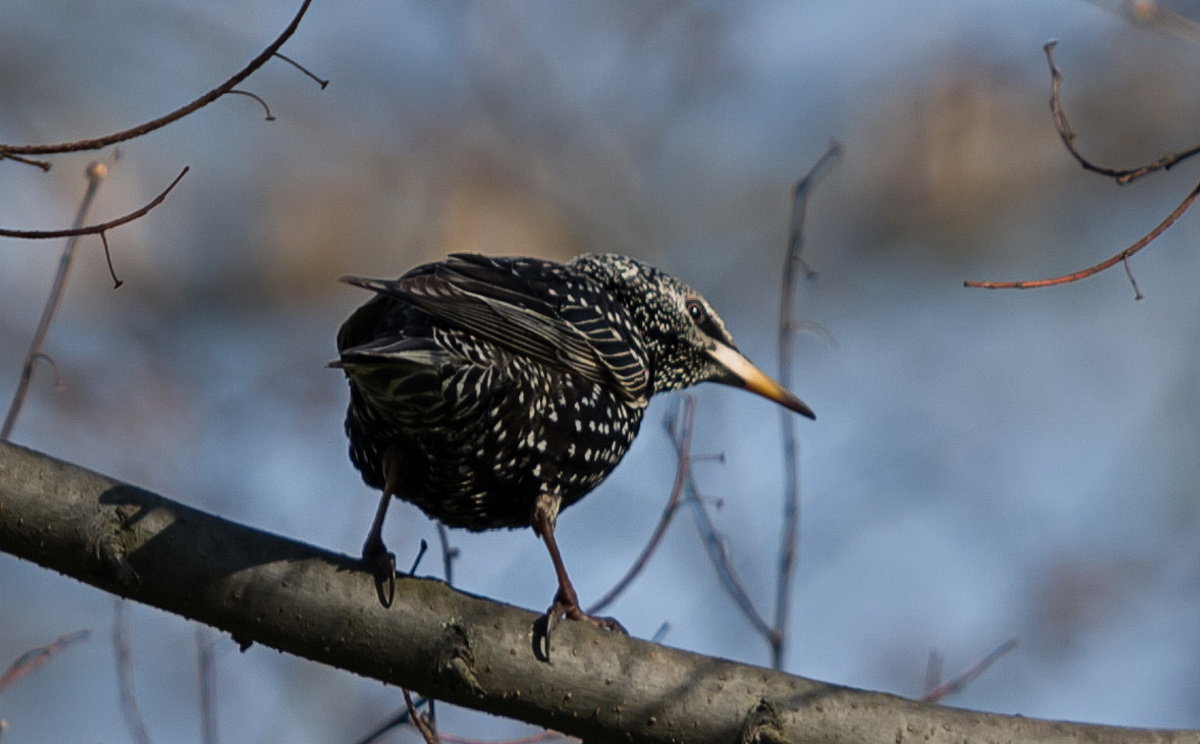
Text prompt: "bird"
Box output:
[[333, 252, 814, 634]]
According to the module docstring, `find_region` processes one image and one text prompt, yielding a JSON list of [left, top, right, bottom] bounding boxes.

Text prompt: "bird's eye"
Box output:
[[685, 297, 708, 324]]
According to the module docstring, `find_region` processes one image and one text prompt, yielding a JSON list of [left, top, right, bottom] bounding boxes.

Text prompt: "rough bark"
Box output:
[[0, 440, 1194, 744]]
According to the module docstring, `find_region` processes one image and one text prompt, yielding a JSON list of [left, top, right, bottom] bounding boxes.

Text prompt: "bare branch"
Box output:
[[965, 41, 1200, 293], [588, 394, 696, 615], [440, 732, 567, 744], [2, 441, 1195, 744], [0, 166, 188, 241], [921, 639, 1018, 703], [964, 178, 1200, 290], [435, 523, 457, 586], [686, 479, 775, 642], [223, 89, 276, 121], [114, 599, 154, 744], [0, 0, 313, 161], [1043, 40, 1200, 185], [274, 52, 330, 89], [773, 144, 839, 670], [405, 689, 442, 744], [0, 629, 89, 692], [2, 161, 108, 441], [2, 153, 51, 172]]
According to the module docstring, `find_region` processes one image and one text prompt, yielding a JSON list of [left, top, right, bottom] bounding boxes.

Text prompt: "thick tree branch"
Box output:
[[0, 441, 1193, 744]]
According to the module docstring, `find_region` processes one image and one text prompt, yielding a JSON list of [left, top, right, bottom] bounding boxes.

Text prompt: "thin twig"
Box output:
[[965, 41, 1200, 293], [679, 426, 775, 642], [0, 166, 188, 240], [273, 52, 329, 89], [405, 688, 442, 744], [435, 523, 457, 586], [0, 0, 313, 161], [964, 177, 1200, 290], [348, 697, 426, 744], [196, 626, 219, 744], [440, 732, 568, 744], [2, 153, 51, 171], [772, 144, 840, 670], [114, 599, 153, 744], [920, 639, 1018, 703], [923, 649, 943, 698], [1043, 41, 1200, 185], [1, 161, 108, 441], [224, 89, 276, 121], [588, 394, 697, 615], [0, 629, 89, 692]]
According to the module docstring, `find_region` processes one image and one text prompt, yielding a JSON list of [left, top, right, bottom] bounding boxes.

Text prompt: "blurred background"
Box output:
[[4, 0, 1200, 741]]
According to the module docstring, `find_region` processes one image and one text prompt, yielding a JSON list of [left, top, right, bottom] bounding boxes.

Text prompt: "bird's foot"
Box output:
[[362, 537, 397, 608], [533, 591, 627, 661]]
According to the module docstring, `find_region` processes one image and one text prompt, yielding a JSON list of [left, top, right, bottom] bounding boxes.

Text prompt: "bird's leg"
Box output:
[[532, 493, 627, 639], [362, 448, 401, 608]]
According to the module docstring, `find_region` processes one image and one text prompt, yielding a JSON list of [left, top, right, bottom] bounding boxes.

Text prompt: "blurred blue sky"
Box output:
[[4, 1, 1200, 742]]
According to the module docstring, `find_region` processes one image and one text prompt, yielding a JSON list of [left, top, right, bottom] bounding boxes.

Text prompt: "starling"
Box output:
[[334, 253, 813, 631]]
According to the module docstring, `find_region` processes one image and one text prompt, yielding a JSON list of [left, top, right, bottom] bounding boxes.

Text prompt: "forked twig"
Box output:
[[588, 394, 697, 615], [772, 144, 840, 669], [964, 178, 1200, 292], [677, 409, 775, 642], [404, 689, 442, 744], [964, 41, 1200, 294], [1, 161, 112, 440], [0, 0, 314, 163], [920, 639, 1018, 703], [1043, 41, 1200, 185]]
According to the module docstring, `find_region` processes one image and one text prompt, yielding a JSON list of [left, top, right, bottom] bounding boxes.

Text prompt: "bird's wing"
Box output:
[[341, 254, 650, 402]]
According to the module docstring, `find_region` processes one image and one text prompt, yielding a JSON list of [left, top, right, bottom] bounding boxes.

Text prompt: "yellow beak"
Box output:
[[707, 341, 815, 419]]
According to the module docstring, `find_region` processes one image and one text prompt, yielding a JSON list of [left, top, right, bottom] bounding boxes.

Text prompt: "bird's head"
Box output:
[[569, 253, 814, 419]]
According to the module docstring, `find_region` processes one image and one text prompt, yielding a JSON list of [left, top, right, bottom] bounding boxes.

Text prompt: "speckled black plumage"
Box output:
[[335, 252, 812, 624]]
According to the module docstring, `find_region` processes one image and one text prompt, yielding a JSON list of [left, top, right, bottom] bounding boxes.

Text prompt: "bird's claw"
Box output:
[[362, 540, 397, 608], [533, 594, 627, 661]]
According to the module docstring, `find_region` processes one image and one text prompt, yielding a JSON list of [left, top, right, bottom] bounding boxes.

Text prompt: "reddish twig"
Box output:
[[964, 178, 1200, 291], [588, 394, 697, 615], [404, 688, 442, 744], [966, 41, 1200, 294], [114, 599, 154, 744], [1043, 40, 1200, 185], [0, 0, 313, 163], [0, 629, 89, 692], [0, 166, 188, 241], [921, 639, 1018, 703], [772, 144, 839, 670], [1, 161, 110, 441], [440, 732, 568, 744]]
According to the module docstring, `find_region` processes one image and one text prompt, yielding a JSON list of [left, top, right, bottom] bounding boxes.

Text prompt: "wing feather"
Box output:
[[340, 254, 650, 402]]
